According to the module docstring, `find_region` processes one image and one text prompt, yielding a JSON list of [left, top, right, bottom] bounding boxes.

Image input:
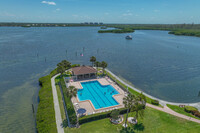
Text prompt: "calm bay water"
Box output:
[[0, 27, 200, 132]]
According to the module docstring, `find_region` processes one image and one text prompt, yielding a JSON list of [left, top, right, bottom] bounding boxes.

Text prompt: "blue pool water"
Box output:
[[77, 81, 119, 109]]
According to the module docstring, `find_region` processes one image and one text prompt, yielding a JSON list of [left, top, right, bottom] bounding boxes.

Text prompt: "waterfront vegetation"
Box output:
[[98, 24, 200, 37], [1, 22, 200, 37], [37, 70, 58, 133], [167, 104, 200, 120], [98, 28, 134, 33]]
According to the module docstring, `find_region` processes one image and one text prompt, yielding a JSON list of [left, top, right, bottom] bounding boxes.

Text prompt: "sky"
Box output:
[[0, 0, 200, 24]]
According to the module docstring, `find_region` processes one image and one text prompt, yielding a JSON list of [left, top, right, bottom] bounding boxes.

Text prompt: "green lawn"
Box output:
[[167, 104, 200, 120], [64, 107, 200, 133]]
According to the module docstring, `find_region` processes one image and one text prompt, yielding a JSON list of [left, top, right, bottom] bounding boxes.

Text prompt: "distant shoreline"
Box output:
[[0, 23, 200, 37]]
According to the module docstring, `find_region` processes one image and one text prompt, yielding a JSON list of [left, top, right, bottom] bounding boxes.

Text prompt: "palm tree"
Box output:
[[67, 86, 77, 98], [132, 93, 146, 120], [95, 61, 101, 70], [90, 56, 96, 67], [101, 61, 107, 75], [123, 94, 136, 129]]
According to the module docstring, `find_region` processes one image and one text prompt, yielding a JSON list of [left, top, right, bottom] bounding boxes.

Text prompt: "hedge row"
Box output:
[[191, 110, 200, 118], [184, 106, 198, 113], [79, 108, 128, 124], [151, 100, 159, 106], [36, 70, 58, 133], [60, 77, 77, 125]]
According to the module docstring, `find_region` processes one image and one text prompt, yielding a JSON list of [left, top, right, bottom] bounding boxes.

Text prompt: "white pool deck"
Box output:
[[70, 77, 125, 115]]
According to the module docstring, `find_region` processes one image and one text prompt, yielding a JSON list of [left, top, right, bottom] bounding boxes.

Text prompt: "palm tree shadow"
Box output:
[[120, 127, 135, 133], [133, 123, 145, 131]]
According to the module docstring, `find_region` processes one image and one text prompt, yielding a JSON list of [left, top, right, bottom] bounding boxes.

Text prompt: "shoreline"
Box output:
[[105, 68, 200, 110]]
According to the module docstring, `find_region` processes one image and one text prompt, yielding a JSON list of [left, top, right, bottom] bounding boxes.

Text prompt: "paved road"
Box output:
[[147, 103, 200, 124], [51, 74, 65, 133]]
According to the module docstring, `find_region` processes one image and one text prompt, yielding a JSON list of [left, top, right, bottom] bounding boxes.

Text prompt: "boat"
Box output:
[[101, 26, 107, 29], [126, 35, 132, 40]]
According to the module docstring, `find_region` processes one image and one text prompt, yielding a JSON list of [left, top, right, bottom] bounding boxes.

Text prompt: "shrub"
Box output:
[[184, 106, 198, 113], [60, 78, 77, 125], [151, 100, 159, 105], [191, 110, 199, 115], [194, 111, 200, 118], [79, 108, 128, 124], [36, 75, 57, 133], [110, 109, 120, 120], [71, 64, 80, 68]]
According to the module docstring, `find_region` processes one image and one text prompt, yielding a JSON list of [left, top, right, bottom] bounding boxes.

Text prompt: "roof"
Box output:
[[72, 66, 97, 75]]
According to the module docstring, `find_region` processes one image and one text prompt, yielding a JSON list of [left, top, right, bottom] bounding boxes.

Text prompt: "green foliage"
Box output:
[[90, 56, 96, 66], [98, 28, 134, 33], [37, 75, 57, 133], [166, 104, 200, 120], [151, 100, 159, 105], [79, 108, 128, 124], [169, 30, 200, 37], [57, 60, 71, 69], [71, 64, 80, 68], [60, 78, 77, 125], [184, 106, 198, 113], [57, 66, 65, 76], [110, 109, 120, 120]]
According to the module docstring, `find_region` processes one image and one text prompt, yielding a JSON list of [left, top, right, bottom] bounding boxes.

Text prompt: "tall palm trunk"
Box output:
[[125, 108, 129, 129]]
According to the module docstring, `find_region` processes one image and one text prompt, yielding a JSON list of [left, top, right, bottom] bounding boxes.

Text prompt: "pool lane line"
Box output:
[[81, 83, 102, 109], [93, 81, 115, 106]]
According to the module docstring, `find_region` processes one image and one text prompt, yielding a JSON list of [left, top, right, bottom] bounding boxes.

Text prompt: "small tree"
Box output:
[[111, 109, 120, 120], [101, 61, 107, 75], [57, 66, 65, 77], [90, 56, 96, 67], [57, 60, 71, 69], [67, 86, 77, 98]]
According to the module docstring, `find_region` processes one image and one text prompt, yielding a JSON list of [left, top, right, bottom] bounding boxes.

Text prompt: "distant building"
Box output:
[[89, 22, 93, 25], [84, 22, 88, 24], [99, 22, 103, 25], [94, 22, 98, 25]]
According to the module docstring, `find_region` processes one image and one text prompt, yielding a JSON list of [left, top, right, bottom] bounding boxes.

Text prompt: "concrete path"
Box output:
[[51, 74, 64, 133], [147, 103, 200, 124]]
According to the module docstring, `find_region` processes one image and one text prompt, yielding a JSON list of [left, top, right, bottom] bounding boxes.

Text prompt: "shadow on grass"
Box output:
[[120, 127, 135, 133], [133, 123, 145, 131], [120, 123, 145, 133]]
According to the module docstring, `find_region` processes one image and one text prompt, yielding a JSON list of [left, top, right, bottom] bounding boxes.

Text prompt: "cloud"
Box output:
[[104, 12, 109, 15], [154, 9, 159, 12], [56, 8, 60, 11], [41, 1, 56, 5], [122, 13, 133, 16]]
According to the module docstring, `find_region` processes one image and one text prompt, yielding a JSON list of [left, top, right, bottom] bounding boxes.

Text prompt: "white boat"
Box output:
[[126, 35, 132, 40]]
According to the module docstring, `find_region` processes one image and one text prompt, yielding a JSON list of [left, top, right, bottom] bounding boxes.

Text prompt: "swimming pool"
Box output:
[[77, 81, 119, 109]]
